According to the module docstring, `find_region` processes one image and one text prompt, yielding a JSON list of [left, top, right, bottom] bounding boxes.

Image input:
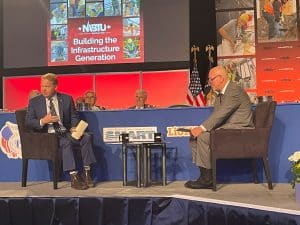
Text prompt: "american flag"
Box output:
[[186, 65, 206, 106]]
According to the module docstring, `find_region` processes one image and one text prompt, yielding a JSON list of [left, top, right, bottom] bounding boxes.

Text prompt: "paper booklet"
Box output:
[[71, 120, 88, 140]]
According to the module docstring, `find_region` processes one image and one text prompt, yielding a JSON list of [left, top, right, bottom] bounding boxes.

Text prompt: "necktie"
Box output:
[[49, 98, 61, 134], [218, 92, 223, 104]]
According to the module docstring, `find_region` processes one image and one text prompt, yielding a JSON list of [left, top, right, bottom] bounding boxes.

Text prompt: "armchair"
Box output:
[[210, 101, 276, 191], [15, 109, 60, 189]]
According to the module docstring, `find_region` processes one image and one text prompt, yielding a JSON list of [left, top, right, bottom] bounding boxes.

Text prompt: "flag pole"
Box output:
[[205, 44, 214, 69], [186, 45, 206, 107], [204, 44, 215, 106], [191, 45, 200, 69]]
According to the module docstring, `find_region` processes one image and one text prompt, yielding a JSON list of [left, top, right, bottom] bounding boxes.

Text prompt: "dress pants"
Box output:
[[189, 131, 211, 169], [59, 132, 96, 171]]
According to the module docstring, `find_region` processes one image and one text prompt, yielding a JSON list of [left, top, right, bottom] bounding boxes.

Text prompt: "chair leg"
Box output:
[[262, 157, 273, 190], [251, 159, 259, 184], [22, 159, 28, 187], [212, 158, 217, 191]]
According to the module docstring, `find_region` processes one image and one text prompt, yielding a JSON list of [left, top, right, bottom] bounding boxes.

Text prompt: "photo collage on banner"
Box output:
[[48, 0, 143, 66], [216, 0, 300, 103]]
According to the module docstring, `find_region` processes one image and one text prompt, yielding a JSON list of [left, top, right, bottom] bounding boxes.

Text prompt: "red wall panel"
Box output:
[[56, 74, 94, 102], [142, 70, 188, 108], [95, 73, 140, 109], [4, 76, 41, 110], [3, 74, 94, 111], [3, 70, 189, 110]]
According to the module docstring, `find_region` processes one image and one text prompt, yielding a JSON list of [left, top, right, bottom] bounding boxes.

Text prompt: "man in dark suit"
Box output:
[[26, 73, 96, 190], [128, 89, 154, 109], [185, 65, 254, 189]]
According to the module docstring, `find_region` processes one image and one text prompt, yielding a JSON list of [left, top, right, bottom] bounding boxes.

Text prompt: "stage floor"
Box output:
[[1, 181, 299, 215]]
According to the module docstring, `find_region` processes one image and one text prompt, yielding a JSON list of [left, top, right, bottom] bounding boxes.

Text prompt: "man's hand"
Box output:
[[70, 127, 77, 133], [41, 114, 59, 125], [190, 126, 203, 137]]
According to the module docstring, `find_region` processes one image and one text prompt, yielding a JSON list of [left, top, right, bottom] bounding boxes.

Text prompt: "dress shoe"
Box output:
[[184, 178, 200, 187], [70, 173, 88, 190], [184, 167, 213, 189], [185, 179, 213, 189], [184, 168, 203, 187], [82, 169, 95, 188], [184, 180, 193, 187]]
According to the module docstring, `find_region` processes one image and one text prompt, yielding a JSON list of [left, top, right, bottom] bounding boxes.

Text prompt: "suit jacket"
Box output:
[[202, 81, 254, 131], [90, 105, 106, 111], [128, 104, 154, 109], [25, 93, 79, 133]]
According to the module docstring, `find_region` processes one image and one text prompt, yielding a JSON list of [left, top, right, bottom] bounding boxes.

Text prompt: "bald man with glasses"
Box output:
[[185, 65, 254, 189]]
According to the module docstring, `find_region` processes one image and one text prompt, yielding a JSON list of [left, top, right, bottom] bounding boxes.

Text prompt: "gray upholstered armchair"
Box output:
[[210, 101, 276, 191], [15, 109, 60, 189]]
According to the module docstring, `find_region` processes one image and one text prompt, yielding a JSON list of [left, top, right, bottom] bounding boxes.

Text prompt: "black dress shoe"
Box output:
[[185, 180, 213, 189], [184, 179, 200, 188], [184, 174, 202, 187], [184, 180, 193, 187]]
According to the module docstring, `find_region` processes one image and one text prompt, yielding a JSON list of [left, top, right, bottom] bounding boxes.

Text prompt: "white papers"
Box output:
[[71, 120, 88, 140]]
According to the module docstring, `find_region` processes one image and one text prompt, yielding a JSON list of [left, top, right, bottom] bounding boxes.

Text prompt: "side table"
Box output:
[[122, 141, 167, 188], [142, 142, 167, 187]]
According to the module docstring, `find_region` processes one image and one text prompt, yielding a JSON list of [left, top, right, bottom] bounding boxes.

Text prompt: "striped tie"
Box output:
[[49, 98, 61, 134]]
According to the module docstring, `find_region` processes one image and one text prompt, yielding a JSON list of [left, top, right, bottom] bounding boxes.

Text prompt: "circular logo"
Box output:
[[0, 121, 22, 159]]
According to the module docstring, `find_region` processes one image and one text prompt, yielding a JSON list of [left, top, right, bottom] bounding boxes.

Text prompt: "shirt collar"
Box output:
[[136, 105, 144, 109], [220, 81, 230, 95], [47, 93, 58, 101]]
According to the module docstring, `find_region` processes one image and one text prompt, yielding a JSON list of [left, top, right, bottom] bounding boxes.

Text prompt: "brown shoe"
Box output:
[[70, 173, 88, 190], [82, 168, 95, 188]]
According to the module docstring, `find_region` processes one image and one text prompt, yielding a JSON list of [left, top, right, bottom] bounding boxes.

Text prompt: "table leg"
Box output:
[[162, 143, 167, 186], [142, 144, 148, 187], [136, 145, 141, 188], [122, 143, 127, 186], [147, 145, 151, 186]]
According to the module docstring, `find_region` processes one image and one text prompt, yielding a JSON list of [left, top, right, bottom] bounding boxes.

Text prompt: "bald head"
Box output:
[[209, 65, 227, 76], [135, 89, 147, 107]]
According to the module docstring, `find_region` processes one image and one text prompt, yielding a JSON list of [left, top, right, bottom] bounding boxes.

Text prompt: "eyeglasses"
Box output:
[[208, 75, 221, 83]]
